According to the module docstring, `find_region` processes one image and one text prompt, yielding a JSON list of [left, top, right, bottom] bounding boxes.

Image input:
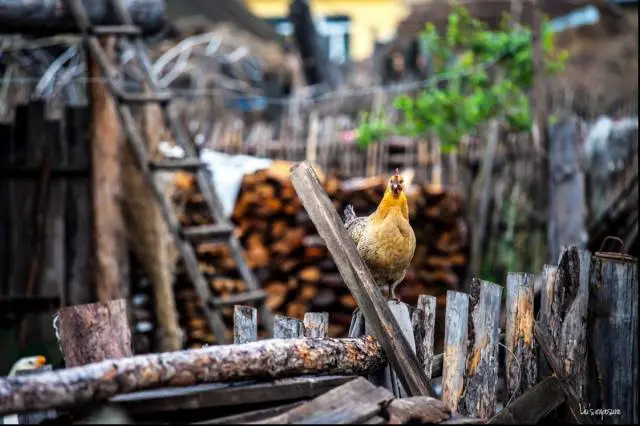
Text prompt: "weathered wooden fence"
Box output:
[[1, 242, 637, 424]]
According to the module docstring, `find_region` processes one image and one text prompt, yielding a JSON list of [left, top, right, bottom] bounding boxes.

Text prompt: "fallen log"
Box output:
[[0, 336, 384, 415], [0, 0, 166, 35]]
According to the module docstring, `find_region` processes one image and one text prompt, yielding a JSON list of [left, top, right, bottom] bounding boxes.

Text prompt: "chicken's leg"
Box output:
[[389, 275, 405, 302]]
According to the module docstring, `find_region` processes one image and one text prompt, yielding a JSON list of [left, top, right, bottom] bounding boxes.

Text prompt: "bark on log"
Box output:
[[505, 272, 537, 403], [0, 0, 166, 35], [88, 37, 128, 302], [56, 299, 133, 368], [0, 336, 385, 415], [442, 291, 469, 414], [461, 280, 502, 419], [588, 252, 639, 424]]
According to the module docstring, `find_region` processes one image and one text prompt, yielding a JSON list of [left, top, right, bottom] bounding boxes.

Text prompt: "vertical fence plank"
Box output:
[[64, 105, 92, 305], [412, 295, 437, 380], [442, 291, 469, 414], [461, 280, 502, 419], [505, 272, 537, 404], [274, 315, 304, 339], [541, 247, 590, 413], [588, 252, 639, 424], [234, 305, 257, 344], [538, 264, 557, 380], [303, 312, 329, 338], [0, 119, 14, 295]]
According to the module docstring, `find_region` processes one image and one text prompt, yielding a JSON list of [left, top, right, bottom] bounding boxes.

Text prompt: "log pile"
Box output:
[[172, 163, 469, 348]]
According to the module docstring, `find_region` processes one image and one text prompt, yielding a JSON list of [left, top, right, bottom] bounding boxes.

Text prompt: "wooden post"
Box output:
[[547, 118, 587, 263], [303, 312, 329, 338], [588, 251, 639, 424], [87, 37, 128, 302], [442, 291, 469, 413], [56, 299, 132, 368], [290, 161, 436, 397], [233, 305, 257, 344], [461, 280, 502, 419], [365, 301, 417, 398], [537, 264, 557, 380], [0, 336, 385, 415], [274, 315, 304, 339], [412, 295, 437, 380], [539, 246, 591, 418], [505, 272, 537, 403]]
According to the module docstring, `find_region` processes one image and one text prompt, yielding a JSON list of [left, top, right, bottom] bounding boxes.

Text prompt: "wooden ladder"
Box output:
[[63, 0, 274, 344]]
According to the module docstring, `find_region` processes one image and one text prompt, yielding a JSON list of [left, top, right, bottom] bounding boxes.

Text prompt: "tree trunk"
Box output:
[[56, 299, 133, 368], [87, 37, 129, 302], [0, 336, 384, 415]]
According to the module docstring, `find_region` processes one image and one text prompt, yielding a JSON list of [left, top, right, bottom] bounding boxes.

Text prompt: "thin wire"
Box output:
[[0, 50, 509, 105]]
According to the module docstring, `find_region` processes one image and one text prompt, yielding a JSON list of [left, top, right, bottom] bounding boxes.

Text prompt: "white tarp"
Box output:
[[159, 142, 273, 218]]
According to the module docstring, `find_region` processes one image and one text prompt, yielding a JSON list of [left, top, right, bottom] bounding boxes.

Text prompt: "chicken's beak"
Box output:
[[35, 356, 47, 368], [390, 182, 401, 196]]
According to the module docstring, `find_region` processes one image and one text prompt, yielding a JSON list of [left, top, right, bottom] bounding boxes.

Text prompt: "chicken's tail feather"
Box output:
[[344, 204, 357, 224]]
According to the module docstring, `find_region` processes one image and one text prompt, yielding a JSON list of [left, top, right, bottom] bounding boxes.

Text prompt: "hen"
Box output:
[[344, 169, 416, 300]]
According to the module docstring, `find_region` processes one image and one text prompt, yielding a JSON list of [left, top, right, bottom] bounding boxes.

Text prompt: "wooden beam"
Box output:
[[233, 305, 257, 344], [289, 161, 436, 398], [488, 376, 565, 424], [112, 376, 355, 414], [0, 337, 384, 415], [87, 36, 128, 302]]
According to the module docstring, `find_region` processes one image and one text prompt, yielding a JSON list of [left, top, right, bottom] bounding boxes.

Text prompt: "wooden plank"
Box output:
[[385, 396, 451, 424], [256, 377, 394, 424], [442, 291, 469, 413], [273, 315, 303, 339], [413, 295, 436, 380], [234, 305, 257, 344], [289, 161, 436, 397], [543, 247, 591, 405], [461, 280, 502, 419], [87, 36, 128, 302], [114, 376, 354, 414], [293, 402, 380, 424], [196, 401, 305, 424], [537, 264, 557, 380], [534, 322, 592, 423], [588, 252, 638, 424], [63, 105, 92, 306], [488, 376, 565, 424], [366, 301, 416, 398], [505, 272, 537, 403], [0, 338, 383, 415], [303, 312, 329, 338]]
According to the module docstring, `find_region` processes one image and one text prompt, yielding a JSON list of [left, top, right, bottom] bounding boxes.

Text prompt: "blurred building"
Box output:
[[242, 0, 410, 62]]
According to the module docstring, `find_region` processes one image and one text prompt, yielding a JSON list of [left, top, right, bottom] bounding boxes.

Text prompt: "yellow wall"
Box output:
[[244, 0, 409, 61]]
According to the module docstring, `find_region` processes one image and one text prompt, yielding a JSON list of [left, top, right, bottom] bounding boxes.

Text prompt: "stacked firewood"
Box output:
[[172, 163, 468, 348]]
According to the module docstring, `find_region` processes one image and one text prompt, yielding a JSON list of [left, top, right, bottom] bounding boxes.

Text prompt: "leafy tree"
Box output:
[[356, 6, 568, 152]]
